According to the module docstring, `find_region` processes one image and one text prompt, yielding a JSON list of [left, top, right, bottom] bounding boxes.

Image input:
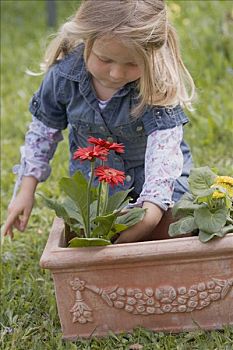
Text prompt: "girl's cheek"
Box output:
[[132, 69, 142, 81], [129, 65, 142, 79]]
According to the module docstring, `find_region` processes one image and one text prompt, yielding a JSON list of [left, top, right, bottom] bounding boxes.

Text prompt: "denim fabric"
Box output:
[[29, 43, 192, 200]]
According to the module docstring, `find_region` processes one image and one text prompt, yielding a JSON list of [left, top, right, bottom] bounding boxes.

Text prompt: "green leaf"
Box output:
[[97, 181, 108, 215], [105, 188, 132, 214], [172, 192, 200, 217], [199, 224, 233, 243], [226, 216, 233, 225], [37, 193, 84, 234], [89, 200, 98, 221], [92, 208, 145, 239], [116, 207, 146, 227], [194, 207, 228, 233], [92, 212, 118, 238], [220, 224, 233, 235], [195, 188, 215, 203], [199, 230, 215, 242], [67, 224, 83, 236], [106, 224, 128, 241], [188, 167, 217, 196], [168, 216, 198, 237], [60, 172, 97, 233], [38, 193, 68, 219], [38, 193, 77, 223], [62, 197, 84, 223], [111, 223, 128, 233], [68, 237, 111, 247], [225, 196, 233, 209], [198, 230, 223, 242]]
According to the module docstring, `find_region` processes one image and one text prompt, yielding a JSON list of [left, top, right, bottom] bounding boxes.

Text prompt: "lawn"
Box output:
[[1, 1, 233, 349]]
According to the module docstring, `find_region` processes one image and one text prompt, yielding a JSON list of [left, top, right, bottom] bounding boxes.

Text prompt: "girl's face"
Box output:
[[86, 36, 142, 93]]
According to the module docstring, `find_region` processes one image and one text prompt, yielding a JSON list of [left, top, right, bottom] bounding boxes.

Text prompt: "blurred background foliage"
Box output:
[[1, 1, 233, 349]]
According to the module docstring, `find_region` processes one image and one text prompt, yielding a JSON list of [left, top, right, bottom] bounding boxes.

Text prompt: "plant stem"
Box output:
[[96, 181, 102, 217], [102, 182, 109, 215], [96, 160, 105, 217], [86, 161, 95, 238], [226, 216, 233, 224]]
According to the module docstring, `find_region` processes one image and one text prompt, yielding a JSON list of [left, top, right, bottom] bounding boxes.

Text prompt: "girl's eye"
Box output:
[[98, 57, 112, 63], [97, 55, 138, 67]]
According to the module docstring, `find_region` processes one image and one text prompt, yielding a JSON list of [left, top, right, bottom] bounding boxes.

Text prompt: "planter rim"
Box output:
[[40, 217, 233, 270]]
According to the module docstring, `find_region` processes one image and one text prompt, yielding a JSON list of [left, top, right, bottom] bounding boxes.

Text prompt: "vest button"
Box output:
[[100, 126, 105, 132], [125, 175, 131, 182], [107, 136, 113, 143]]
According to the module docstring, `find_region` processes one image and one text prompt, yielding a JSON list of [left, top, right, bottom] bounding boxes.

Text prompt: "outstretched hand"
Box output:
[[2, 191, 35, 239], [2, 176, 38, 239]]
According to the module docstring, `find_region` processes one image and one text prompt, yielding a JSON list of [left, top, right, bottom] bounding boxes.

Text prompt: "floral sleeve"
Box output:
[[12, 117, 63, 199], [135, 125, 184, 210]]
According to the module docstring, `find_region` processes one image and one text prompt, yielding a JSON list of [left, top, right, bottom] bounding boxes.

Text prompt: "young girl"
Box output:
[[3, 0, 195, 243]]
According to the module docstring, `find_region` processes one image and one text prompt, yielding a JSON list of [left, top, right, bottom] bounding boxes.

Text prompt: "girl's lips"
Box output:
[[105, 80, 125, 88]]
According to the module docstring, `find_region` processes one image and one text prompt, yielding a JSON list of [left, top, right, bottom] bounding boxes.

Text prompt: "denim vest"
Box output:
[[29, 44, 192, 201]]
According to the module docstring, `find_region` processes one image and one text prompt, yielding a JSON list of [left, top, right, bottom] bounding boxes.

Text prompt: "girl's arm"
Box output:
[[115, 125, 184, 243], [115, 201, 163, 243], [3, 117, 63, 238]]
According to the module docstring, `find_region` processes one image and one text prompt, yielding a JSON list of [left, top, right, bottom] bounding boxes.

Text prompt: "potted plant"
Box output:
[[169, 166, 233, 242], [40, 137, 146, 248], [40, 149, 233, 340]]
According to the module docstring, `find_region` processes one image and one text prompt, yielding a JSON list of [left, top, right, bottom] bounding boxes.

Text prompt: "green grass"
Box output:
[[1, 1, 233, 349]]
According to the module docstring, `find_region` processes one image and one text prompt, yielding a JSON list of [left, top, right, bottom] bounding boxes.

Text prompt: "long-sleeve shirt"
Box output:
[[12, 116, 183, 210]]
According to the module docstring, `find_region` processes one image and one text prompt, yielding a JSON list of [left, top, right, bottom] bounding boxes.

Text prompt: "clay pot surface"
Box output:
[[40, 217, 233, 340]]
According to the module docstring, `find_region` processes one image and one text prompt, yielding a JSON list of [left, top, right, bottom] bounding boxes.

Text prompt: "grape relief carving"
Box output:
[[69, 276, 233, 324]]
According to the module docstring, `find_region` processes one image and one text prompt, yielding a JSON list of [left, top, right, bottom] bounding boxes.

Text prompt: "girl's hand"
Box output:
[[115, 202, 164, 244], [2, 176, 38, 239]]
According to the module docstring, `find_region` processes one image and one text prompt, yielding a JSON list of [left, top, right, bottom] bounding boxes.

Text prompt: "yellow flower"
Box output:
[[211, 183, 233, 199], [214, 176, 233, 186], [212, 191, 225, 199]]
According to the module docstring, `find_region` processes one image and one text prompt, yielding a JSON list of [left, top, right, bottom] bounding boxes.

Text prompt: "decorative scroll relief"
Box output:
[[69, 277, 233, 324]]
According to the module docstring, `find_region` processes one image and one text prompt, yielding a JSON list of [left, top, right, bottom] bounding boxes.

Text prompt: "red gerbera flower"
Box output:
[[73, 145, 109, 162], [95, 166, 125, 187], [88, 137, 125, 154]]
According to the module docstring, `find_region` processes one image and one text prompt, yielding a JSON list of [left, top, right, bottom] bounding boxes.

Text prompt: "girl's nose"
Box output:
[[109, 64, 125, 81]]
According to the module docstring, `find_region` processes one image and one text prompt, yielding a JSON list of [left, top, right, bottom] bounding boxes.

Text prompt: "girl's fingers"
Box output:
[[3, 211, 21, 236], [7, 226, 14, 239], [3, 216, 14, 236], [12, 214, 29, 232], [3, 211, 31, 237], [13, 217, 23, 231], [20, 206, 32, 231], [19, 215, 29, 231], [2, 219, 14, 238]]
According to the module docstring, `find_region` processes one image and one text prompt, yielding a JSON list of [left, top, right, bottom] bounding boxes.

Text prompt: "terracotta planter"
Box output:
[[40, 217, 233, 340]]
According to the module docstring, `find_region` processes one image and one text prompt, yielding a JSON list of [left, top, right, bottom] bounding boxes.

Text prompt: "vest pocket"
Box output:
[[70, 120, 110, 139], [112, 120, 145, 141]]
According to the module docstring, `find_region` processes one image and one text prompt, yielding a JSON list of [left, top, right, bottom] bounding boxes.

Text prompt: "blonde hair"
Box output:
[[43, 0, 195, 116]]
